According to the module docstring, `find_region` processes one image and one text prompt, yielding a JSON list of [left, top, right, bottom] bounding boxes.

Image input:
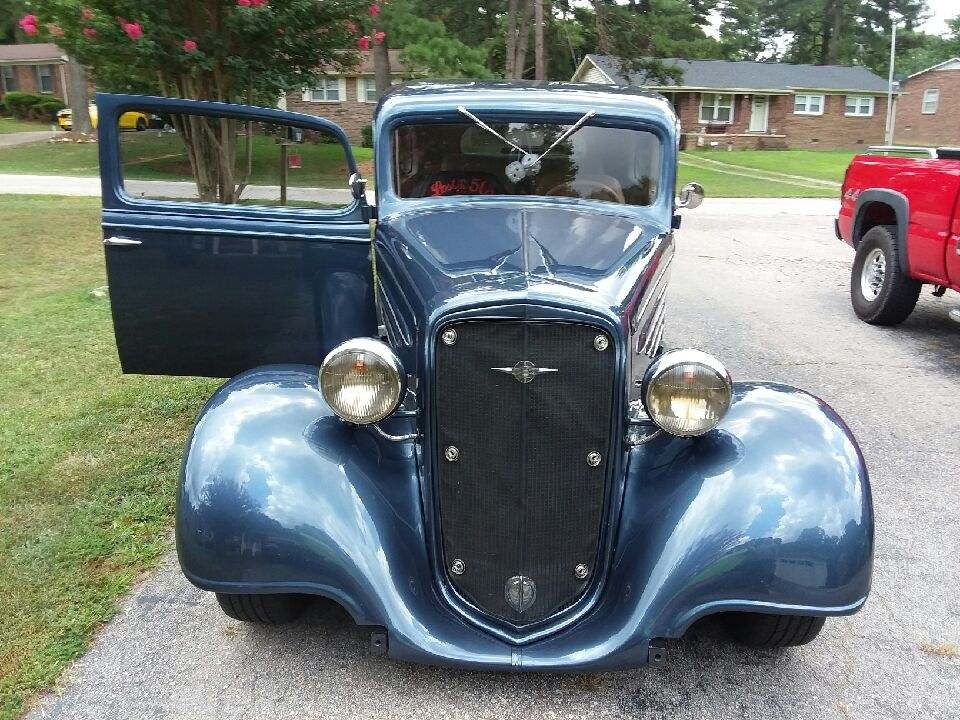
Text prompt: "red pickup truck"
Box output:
[[837, 146, 960, 325]]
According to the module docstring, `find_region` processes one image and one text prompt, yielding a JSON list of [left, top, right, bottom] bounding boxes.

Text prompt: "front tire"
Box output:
[[135, 117, 148, 132], [850, 225, 920, 325], [215, 593, 307, 624], [724, 613, 826, 649]]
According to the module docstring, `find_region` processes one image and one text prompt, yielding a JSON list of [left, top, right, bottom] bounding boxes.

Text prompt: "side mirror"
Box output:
[[678, 182, 705, 210], [349, 172, 368, 202]]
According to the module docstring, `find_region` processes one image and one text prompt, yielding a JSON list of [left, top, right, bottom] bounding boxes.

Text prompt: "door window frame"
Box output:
[[97, 93, 367, 223]]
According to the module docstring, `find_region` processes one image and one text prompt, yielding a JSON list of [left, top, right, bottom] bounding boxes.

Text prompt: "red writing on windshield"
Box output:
[[429, 177, 497, 196]]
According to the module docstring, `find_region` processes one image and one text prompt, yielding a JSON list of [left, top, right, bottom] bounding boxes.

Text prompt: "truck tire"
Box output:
[[724, 613, 826, 649], [850, 224, 921, 325], [215, 593, 307, 624]]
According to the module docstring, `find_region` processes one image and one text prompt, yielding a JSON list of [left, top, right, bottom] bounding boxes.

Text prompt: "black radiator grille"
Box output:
[[434, 320, 616, 626]]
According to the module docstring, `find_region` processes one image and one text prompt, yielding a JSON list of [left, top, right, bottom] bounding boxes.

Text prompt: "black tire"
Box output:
[[215, 593, 307, 624], [725, 613, 826, 649], [850, 224, 921, 325], [135, 117, 148, 132]]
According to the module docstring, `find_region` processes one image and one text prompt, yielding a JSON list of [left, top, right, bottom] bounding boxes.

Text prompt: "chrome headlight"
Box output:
[[319, 338, 406, 424], [641, 349, 732, 437]]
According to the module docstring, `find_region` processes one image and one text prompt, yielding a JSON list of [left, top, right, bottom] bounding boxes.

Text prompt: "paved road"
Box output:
[[27, 201, 960, 720], [0, 130, 57, 149]]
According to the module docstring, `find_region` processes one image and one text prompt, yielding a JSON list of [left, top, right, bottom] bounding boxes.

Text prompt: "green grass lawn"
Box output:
[[0, 118, 54, 134], [0, 196, 218, 720], [677, 161, 838, 198], [0, 132, 374, 187], [683, 149, 857, 184]]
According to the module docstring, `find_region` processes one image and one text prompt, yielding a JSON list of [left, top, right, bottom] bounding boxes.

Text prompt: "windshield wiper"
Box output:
[[528, 110, 596, 168], [457, 106, 527, 154]]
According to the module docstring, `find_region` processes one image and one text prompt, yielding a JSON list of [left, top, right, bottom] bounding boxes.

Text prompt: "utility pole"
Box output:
[[884, 16, 898, 145]]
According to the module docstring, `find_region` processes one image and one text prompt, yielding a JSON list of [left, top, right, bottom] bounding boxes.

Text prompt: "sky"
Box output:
[[923, 0, 955, 36]]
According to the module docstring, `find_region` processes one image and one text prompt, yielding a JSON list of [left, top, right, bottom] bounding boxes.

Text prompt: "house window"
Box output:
[[35, 65, 54, 94], [1, 66, 17, 92], [308, 77, 343, 102], [922, 88, 940, 115], [845, 96, 875, 117], [359, 77, 377, 103], [794, 94, 825, 115], [699, 94, 734, 124]]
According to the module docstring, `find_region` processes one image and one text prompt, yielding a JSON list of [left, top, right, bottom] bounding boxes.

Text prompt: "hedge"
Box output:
[[2, 92, 66, 122]]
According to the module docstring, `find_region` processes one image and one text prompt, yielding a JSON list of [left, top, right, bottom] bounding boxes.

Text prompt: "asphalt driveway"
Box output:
[[26, 200, 960, 719]]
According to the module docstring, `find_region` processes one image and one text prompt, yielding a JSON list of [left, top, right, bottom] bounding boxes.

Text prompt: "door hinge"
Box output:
[[103, 237, 142, 247]]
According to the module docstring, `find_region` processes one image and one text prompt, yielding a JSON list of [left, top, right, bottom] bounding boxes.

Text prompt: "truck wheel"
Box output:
[[135, 117, 148, 132], [850, 225, 921, 325], [724, 613, 826, 649], [215, 593, 307, 624]]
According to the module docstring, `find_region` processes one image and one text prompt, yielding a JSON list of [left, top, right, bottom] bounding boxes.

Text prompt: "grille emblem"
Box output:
[[492, 360, 558, 384], [504, 575, 537, 613]]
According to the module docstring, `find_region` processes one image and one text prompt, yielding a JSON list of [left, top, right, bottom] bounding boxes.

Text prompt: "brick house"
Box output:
[[0, 43, 69, 103], [572, 54, 893, 150], [895, 58, 960, 147], [283, 50, 407, 144]]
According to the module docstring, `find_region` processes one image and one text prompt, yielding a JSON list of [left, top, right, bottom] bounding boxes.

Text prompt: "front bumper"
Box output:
[[177, 367, 873, 671]]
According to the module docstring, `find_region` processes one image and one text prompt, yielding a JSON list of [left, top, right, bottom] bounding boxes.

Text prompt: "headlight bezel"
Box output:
[[319, 337, 406, 425], [640, 349, 733, 437]]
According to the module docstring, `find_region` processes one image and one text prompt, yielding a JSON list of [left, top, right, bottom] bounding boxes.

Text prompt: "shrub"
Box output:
[[34, 98, 66, 122], [361, 124, 373, 148], [3, 91, 45, 119]]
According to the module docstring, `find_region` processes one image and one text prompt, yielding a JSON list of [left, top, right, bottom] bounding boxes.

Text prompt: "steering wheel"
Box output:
[[545, 178, 626, 204]]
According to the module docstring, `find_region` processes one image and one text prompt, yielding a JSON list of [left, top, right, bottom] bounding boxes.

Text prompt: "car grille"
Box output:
[[434, 320, 616, 626]]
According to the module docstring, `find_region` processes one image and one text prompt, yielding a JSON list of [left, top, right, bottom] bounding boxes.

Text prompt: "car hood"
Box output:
[[377, 202, 666, 304]]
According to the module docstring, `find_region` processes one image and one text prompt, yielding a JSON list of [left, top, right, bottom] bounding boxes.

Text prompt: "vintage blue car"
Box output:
[[97, 83, 873, 671]]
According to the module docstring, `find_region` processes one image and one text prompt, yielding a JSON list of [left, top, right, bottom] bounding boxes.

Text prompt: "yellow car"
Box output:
[[57, 106, 153, 131]]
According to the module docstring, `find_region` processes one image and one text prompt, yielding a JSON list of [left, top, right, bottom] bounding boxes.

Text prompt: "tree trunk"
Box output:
[[65, 57, 92, 135], [505, 0, 519, 78], [593, 1, 610, 55], [373, 17, 391, 95], [513, 0, 534, 78], [826, 0, 845, 65], [534, 0, 547, 82]]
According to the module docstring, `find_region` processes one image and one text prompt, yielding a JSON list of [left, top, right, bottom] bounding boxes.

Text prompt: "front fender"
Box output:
[[177, 371, 872, 671]]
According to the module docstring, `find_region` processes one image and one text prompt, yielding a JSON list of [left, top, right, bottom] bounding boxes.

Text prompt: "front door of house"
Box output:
[[750, 95, 769, 133]]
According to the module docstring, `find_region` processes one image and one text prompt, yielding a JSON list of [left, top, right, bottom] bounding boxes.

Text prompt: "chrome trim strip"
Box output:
[[103, 236, 142, 246], [631, 253, 674, 331]]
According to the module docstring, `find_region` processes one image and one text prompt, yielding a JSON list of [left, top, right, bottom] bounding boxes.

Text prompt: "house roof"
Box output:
[[0, 43, 67, 63], [578, 54, 891, 94], [905, 57, 960, 81], [321, 49, 406, 76]]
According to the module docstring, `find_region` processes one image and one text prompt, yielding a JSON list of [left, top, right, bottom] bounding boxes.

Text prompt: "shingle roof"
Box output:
[[585, 54, 890, 93], [0, 43, 66, 63]]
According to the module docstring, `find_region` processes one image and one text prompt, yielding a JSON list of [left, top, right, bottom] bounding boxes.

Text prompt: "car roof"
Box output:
[[375, 81, 677, 129]]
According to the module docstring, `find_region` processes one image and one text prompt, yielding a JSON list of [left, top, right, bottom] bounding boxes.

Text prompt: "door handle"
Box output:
[[103, 236, 142, 247]]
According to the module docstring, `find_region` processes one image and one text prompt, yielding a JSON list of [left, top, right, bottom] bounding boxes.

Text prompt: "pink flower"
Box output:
[[82, 26, 97, 38], [122, 21, 143, 40], [368, 4, 380, 17], [236, 0, 251, 6], [357, 35, 370, 51], [345, 20, 357, 34], [81, 8, 94, 20], [374, 30, 386, 45], [18, 14, 39, 35], [250, 0, 268, 6], [183, 38, 198, 52]]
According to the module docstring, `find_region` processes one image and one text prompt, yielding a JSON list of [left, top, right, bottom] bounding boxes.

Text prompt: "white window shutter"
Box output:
[[302, 89, 312, 102], [339, 77, 347, 102]]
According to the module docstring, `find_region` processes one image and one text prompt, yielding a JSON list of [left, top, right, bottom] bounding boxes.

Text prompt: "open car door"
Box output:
[[97, 93, 377, 378]]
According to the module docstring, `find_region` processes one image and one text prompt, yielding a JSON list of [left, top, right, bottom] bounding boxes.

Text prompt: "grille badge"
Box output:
[[450, 558, 466, 575], [444, 446, 460, 462], [594, 334, 609, 351], [586, 451, 602, 467], [441, 328, 458, 345], [504, 575, 537, 613], [492, 360, 558, 384], [574, 563, 590, 580]]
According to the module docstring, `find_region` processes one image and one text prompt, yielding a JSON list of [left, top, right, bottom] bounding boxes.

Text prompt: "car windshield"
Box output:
[[393, 120, 662, 206]]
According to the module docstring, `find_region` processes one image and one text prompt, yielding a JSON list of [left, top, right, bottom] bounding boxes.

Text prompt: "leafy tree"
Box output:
[[379, 0, 495, 79], [19, 0, 366, 202]]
